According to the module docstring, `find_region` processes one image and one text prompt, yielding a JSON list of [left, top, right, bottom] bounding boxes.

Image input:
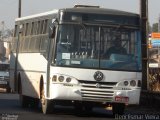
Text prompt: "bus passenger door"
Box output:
[[46, 19, 57, 97]]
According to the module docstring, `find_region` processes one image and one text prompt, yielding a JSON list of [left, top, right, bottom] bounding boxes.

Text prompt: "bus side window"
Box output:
[[12, 25, 18, 52], [31, 22, 34, 35]]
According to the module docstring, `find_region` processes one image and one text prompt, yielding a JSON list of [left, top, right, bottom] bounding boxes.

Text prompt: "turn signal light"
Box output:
[[52, 75, 57, 82], [66, 77, 71, 82]]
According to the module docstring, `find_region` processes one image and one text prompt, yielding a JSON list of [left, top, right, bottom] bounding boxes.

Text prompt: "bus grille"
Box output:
[[79, 80, 117, 102]]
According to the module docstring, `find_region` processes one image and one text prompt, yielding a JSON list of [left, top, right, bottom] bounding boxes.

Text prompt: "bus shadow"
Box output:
[[27, 105, 114, 118]]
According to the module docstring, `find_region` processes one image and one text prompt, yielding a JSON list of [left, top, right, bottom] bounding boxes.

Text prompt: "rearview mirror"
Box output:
[[49, 19, 57, 38]]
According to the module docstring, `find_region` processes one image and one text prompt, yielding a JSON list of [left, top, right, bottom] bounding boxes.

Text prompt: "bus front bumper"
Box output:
[[49, 84, 141, 105]]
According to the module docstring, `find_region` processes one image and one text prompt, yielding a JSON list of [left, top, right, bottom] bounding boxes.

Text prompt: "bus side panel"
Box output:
[[20, 71, 45, 98], [17, 53, 47, 98]]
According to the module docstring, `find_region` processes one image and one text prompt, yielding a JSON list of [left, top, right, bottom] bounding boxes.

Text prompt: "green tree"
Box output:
[[152, 23, 158, 32]]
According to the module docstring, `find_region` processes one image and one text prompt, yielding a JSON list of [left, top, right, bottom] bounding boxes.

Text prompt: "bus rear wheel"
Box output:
[[18, 76, 29, 108], [20, 95, 29, 108]]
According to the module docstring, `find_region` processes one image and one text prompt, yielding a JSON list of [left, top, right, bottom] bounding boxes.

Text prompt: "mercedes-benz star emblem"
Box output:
[[94, 71, 104, 81], [96, 83, 101, 88]]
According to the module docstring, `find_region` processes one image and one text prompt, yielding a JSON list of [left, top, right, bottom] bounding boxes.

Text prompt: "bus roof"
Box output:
[[61, 7, 139, 17], [15, 9, 58, 22], [15, 7, 139, 22]]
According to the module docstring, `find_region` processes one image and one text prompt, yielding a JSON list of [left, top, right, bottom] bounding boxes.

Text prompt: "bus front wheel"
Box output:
[[41, 99, 54, 114], [40, 81, 54, 114]]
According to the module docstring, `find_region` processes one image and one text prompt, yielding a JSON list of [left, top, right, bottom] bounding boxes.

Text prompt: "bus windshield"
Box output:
[[54, 24, 141, 71]]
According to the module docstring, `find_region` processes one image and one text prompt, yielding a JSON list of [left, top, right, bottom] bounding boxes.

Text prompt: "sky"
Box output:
[[0, 0, 160, 29]]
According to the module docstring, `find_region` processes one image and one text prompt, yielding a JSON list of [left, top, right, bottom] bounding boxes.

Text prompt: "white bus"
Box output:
[[10, 5, 142, 115]]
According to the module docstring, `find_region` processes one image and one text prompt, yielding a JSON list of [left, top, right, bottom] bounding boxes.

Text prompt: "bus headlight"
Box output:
[[52, 75, 57, 82], [130, 80, 136, 87], [66, 77, 72, 83], [58, 76, 64, 82], [124, 81, 129, 86], [51, 74, 79, 84], [116, 79, 139, 87]]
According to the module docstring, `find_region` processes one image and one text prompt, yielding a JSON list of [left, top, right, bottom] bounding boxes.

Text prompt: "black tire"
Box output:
[[112, 103, 125, 115], [28, 97, 39, 109], [40, 78, 54, 114], [18, 75, 29, 108], [42, 99, 54, 114], [20, 95, 29, 108]]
